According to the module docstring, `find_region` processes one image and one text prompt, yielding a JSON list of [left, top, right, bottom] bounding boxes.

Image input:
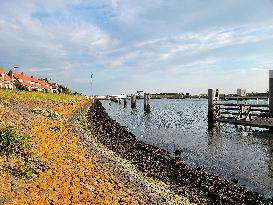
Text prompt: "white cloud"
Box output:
[[95, 23, 273, 75], [0, 0, 112, 79], [1, 0, 273, 94]]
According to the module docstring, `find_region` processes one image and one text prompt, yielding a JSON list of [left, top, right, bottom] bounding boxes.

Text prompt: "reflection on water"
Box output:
[[268, 139, 273, 178], [101, 99, 273, 197]]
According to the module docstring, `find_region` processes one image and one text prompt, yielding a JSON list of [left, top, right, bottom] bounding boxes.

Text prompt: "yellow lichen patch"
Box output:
[[20, 105, 143, 204]]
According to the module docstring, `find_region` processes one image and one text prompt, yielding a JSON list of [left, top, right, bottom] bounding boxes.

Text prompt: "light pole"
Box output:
[[90, 73, 93, 97]]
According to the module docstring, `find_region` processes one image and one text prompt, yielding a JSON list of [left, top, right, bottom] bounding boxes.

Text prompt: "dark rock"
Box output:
[[231, 178, 238, 184], [174, 149, 181, 156]]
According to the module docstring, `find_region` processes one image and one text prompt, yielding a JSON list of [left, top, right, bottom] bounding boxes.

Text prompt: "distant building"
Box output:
[[48, 82, 59, 93], [7, 70, 58, 93], [237, 89, 246, 97], [0, 67, 13, 89], [109, 94, 127, 99], [94, 95, 107, 99]]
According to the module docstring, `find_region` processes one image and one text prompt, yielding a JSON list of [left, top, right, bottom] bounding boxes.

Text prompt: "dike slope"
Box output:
[[0, 90, 147, 204]]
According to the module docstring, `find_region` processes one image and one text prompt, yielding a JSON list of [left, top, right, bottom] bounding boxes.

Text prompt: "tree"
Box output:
[[38, 78, 49, 82], [58, 85, 71, 94], [17, 84, 29, 91], [73, 91, 82, 95]]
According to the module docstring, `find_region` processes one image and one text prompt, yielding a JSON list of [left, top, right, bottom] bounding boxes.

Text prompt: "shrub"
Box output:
[[58, 84, 71, 94], [17, 84, 29, 91], [32, 109, 64, 119], [0, 126, 31, 156]]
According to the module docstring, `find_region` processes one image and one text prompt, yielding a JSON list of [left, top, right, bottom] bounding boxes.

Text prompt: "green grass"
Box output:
[[0, 88, 85, 104], [32, 109, 64, 119], [0, 126, 31, 156]]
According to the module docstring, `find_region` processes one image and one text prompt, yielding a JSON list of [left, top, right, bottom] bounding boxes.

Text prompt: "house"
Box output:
[[9, 71, 33, 91], [48, 82, 59, 93], [8, 70, 59, 93], [0, 67, 13, 89], [0, 66, 61, 93], [40, 80, 51, 92]]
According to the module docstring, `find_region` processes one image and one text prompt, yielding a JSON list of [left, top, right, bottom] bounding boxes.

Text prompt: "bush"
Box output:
[[32, 109, 64, 119], [58, 84, 71, 94], [17, 84, 29, 91], [0, 126, 31, 156]]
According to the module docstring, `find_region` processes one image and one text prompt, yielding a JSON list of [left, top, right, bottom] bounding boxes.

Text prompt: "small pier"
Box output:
[[208, 70, 273, 127]]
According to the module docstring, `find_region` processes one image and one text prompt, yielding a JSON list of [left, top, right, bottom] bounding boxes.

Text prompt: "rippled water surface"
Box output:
[[101, 99, 273, 197]]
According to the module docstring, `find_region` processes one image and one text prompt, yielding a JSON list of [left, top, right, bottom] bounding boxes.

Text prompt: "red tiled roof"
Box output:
[[0, 73, 12, 83], [13, 72, 30, 81], [11, 71, 56, 90], [39, 80, 50, 89], [0, 67, 6, 74], [12, 72, 33, 87], [49, 82, 58, 89], [2, 75, 12, 82], [30, 76, 39, 83], [22, 81, 31, 87]]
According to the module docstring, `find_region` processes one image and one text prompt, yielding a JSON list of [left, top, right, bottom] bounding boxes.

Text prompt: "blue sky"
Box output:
[[0, 0, 273, 95]]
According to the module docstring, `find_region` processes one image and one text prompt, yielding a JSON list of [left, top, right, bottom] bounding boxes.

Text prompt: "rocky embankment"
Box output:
[[86, 100, 273, 205]]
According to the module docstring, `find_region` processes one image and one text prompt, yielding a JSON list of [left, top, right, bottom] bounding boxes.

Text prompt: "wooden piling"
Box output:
[[208, 89, 220, 121], [131, 94, 136, 109], [270, 70, 273, 115], [124, 98, 127, 107], [144, 93, 151, 112], [208, 89, 214, 122]]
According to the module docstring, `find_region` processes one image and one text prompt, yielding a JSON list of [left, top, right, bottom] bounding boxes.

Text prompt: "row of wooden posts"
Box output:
[[207, 70, 273, 127], [120, 71, 273, 127], [127, 93, 151, 112]]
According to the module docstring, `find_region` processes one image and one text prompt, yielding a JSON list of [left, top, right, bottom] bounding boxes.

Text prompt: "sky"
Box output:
[[0, 0, 273, 95]]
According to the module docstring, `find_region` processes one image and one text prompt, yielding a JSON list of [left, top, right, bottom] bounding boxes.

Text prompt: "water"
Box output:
[[101, 99, 273, 197]]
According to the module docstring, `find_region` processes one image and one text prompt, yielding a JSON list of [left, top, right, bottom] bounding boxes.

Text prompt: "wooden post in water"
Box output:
[[144, 93, 151, 112], [215, 89, 219, 99], [269, 70, 273, 116], [208, 89, 220, 121], [131, 94, 136, 109], [208, 89, 214, 122], [124, 98, 127, 107], [214, 89, 220, 119]]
